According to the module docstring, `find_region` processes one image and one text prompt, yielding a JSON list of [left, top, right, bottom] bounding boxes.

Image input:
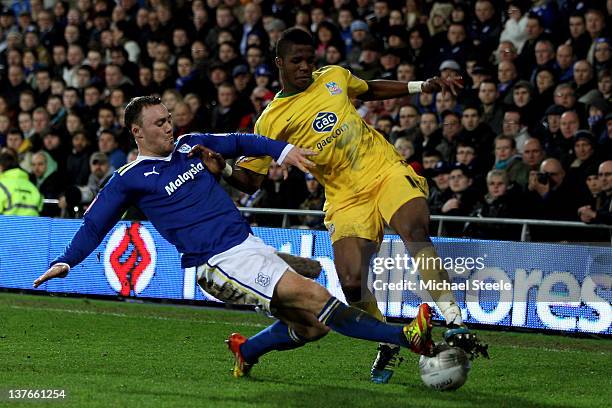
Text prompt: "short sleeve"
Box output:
[[345, 69, 369, 98]]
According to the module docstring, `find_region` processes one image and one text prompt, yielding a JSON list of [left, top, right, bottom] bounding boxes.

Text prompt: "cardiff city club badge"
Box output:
[[325, 81, 342, 95], [178, 143, 191, 154]]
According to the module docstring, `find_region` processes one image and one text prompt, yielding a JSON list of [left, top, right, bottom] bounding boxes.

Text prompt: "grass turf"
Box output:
[[0, 292, 610, 408]]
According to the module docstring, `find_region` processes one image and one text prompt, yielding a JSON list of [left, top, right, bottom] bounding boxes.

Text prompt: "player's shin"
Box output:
[[239, 320, 306, 364], [414, 245, 463, 326], [318, 297, 411, 348]]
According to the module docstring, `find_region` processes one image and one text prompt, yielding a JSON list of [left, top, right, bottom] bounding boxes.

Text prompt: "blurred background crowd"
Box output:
[[0, 0, 610, 241]]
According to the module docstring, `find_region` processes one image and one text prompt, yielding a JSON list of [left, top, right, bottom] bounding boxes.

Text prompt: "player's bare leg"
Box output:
[[389, 197, 488, 359], [326, 239, 405, 384], [229, 269, 433, 377]]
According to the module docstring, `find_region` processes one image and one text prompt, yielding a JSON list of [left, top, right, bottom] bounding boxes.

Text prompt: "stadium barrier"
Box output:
[[41, 200, 612, 242], [1, 215, 610, 335]]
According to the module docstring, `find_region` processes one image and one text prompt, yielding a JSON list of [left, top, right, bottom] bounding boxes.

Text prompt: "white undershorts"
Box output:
[[196, 234, 290, 312]]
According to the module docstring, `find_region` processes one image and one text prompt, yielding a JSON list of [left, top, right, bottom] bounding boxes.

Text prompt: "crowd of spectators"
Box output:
[[0, 0, 610, 241]]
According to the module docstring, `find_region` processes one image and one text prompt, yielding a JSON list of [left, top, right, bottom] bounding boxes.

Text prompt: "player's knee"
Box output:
[[337, 273, 363, 303]]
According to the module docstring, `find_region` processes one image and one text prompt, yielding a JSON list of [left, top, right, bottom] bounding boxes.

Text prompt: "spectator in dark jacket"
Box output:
[[466, 169, 523, 240]]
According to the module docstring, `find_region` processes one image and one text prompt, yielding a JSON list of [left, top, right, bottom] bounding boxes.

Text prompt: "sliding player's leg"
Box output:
[[272, 269, 433, 354]]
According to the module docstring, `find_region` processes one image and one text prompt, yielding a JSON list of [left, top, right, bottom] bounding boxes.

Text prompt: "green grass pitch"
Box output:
[[1, 293, 610, 408]]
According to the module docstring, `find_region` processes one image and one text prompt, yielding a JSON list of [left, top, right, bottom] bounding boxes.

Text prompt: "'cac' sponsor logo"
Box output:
[[104, 222, 157, 296], [312, 112, 338, 133]]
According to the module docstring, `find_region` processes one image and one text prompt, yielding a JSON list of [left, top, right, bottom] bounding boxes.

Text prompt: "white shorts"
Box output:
[[196, 234, 290, 313]]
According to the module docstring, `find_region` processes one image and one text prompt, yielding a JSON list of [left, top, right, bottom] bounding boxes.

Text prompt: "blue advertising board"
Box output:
[[0, 215, 610, 335]]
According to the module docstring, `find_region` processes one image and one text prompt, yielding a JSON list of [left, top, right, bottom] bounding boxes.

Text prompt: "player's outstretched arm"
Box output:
[[358, 76, 464, 101], [33, 264, 70, 288]]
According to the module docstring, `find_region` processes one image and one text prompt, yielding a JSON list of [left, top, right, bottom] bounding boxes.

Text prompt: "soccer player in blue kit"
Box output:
[[33, 96, 434, 378]]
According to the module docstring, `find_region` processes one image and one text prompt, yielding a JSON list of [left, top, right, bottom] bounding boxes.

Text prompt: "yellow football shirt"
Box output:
[[238, 65, 403, 206]]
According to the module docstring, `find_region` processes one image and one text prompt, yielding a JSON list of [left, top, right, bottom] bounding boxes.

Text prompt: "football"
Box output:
[[419, 343, 471, 391]]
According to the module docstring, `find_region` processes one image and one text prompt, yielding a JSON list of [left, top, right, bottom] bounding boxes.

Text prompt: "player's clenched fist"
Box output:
[[33, 264, 70, 288]]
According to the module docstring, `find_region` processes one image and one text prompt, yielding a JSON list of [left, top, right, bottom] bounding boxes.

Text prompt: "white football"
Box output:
[[419, 343, 471, 391]]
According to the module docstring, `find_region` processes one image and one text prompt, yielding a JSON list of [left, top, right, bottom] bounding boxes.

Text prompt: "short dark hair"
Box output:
[[0, 152, 18, 171], [276, 28, 314, 58], [124, 96, 162, 131]]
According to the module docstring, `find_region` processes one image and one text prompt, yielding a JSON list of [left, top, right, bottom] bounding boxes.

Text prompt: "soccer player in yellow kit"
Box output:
[[229, 28, 487, 383]]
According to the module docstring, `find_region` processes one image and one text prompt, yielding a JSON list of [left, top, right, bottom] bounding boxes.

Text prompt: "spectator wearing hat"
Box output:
[[254, 64, 273, 90], [577, 160, 612, 225], [568, 130, 600, 187], [493, 134, 530, 189], [585, 98, 609, 136], [298, 173, 325, 229], [427, 160, 452, 215], [347, 20, 371, 67], [351, 38, 382, 80], [379, 48, 401, 80], [61, 151, 114, 216], [591, 38, 611, 73], [466, 169, 524, 240], [232, 64, 255, 113]]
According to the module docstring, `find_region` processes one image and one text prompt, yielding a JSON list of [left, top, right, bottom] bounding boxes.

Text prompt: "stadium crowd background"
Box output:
[[0, 0, 610, 241]]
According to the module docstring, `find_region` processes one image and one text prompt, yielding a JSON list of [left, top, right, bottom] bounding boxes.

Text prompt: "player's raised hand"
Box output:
[[282, 147, 317, 175], [188, 144, 226, 177], [33, 264, 70, 288], [421, 76, 464, 96]]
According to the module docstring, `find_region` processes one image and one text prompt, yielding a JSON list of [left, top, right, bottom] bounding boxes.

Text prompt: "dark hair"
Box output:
[[0, 151, 19, 170], [276, 28, 314, 58], [124, 96, 162, 131]]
